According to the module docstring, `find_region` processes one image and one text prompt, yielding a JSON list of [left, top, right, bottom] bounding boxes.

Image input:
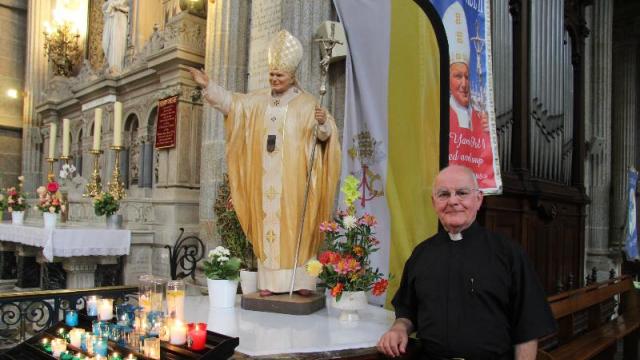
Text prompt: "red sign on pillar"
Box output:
[[155, 95, 178, 149]]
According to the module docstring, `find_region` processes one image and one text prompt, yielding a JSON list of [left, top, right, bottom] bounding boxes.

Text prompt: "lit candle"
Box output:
[[69, 328, 85, 348], [98, 299, 113, 321], [143, 337, 160, 359], [93, 108, 102, 150], [188, 323, 207, 351], [87, 296, 99, 317], [65, 310, 79, 327], [166, 280, 185, 321], [62, 118, 70, 157], [109, 351, 122, 360], [41, 338, 52, 354], [82, 333, 94, 353], [113, 101, 123, 147], [51, 338, 67, 358], [170, 320, 187, 346], [125, 354, 137, 360], [49, 123, 57, 158], [93, 336, 108, 357]]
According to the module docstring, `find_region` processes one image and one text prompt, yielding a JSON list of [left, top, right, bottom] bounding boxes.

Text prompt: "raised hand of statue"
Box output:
[[188, 67, 210, 89], [315, 106, 326, 125]]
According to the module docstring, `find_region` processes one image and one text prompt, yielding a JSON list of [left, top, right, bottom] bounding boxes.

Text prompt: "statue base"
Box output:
[[241, 291, 325, 315]]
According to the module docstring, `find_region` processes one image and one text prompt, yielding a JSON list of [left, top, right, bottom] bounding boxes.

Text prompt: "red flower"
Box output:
[[372, 279, 389, 296], [331, 283, 344, 297], [47, 182, 59, 193], [318, 251, 341, 265]]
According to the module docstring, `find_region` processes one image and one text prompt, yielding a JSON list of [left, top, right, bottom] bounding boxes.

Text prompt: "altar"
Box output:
[[0, 222, 131, 289], [183, 295, 393, 359]]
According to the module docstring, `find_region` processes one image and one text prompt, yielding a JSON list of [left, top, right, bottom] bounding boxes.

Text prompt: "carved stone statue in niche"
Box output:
[[129, 136, 140, 185], [102, 0, 130, 74]]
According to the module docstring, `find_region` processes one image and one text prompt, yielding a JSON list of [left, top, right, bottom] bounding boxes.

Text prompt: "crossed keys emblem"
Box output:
[[348, 130, 384, 207]]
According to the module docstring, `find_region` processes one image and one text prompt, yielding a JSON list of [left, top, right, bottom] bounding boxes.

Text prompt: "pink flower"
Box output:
[[334, 256, 361, 275], [359, 213, 377, 227], [319, 221, 340, 233]]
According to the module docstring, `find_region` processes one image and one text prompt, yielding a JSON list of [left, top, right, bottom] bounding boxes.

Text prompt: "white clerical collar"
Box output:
[[448, 232, 463, 241], [450, 96, 472, 129]]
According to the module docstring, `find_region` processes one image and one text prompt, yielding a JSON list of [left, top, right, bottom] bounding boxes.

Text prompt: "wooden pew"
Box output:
[[537, 275, 640, 360]]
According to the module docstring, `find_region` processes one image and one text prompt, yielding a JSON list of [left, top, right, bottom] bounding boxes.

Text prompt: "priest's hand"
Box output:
[[377, 319, 412, 357], [315, 106, 326, 125], [188, 67, 210, 89]]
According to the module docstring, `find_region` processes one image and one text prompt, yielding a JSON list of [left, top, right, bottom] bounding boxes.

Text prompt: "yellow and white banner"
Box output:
[[335, 0, 445, 306]]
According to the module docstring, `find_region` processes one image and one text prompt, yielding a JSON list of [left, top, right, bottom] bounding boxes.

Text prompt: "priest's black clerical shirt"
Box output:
[[392, 222, 557, 359]]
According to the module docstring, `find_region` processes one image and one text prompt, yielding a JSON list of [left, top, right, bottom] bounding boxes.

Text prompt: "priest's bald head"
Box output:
[[431, 165, 483, 234]]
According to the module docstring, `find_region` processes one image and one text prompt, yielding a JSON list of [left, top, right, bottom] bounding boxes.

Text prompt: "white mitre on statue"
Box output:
[[268, 30, 303, 74], [443, 1, 470, 65]]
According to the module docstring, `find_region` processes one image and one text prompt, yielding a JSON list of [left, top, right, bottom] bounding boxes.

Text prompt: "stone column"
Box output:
[[585, 0, 614, 277], [22, 0, 52, 192], [199, 0, 250, 244], [610, 33, 638, 252]]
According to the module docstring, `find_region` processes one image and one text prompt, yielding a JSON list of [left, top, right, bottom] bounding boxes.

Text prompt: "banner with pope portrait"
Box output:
[[431, 0, 502, 193]]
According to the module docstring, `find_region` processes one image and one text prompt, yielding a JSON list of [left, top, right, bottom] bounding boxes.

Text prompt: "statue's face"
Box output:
[[269, 70, 295, 94]]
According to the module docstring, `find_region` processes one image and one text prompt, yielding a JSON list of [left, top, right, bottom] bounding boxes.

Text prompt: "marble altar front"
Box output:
[[183, 295, 393, 358]]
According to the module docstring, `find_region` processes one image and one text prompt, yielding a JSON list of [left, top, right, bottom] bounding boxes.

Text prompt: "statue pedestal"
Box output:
[[240, 291, 325, 315]]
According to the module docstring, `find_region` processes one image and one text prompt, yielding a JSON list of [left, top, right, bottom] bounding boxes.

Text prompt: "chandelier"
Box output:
[[43, 21, 81, 77]]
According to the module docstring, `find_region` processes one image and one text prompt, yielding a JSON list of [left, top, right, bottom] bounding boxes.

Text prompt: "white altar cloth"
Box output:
[[184, 295, 394, 357], [0, 223, 131, 261]]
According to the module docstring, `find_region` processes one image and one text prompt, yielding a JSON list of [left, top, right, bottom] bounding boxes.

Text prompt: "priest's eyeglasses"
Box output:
[[434, 188, 479, 202]]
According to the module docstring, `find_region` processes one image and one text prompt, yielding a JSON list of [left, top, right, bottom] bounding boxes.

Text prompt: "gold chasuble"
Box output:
[[224, 86, 341, 292]]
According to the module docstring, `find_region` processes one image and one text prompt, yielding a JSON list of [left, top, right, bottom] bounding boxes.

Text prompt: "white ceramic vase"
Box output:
[[43, 212, 58, 229], [331, 291, 367, 321], [239, 270, 258, 295], [11, 211, 24, 225], [207, 278, 238, 308]]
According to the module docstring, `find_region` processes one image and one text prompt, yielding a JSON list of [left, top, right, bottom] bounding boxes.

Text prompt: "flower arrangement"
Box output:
[[213, 174, 256, 270], [202, 246, 241, 280], [58, 163, 77, 187], [93, 192, 120, 217], [0, 189, 6, 212], [306, 175, 389, 301], [7, 176, 27, 212], [35, 181, 64, 213]]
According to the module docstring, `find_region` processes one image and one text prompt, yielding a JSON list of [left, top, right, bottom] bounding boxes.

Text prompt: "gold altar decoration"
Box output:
[[84, 149, 103, 198], [43, 21, 82, 77], [108, 146, 126, 200], [45, 158, 57, 183]]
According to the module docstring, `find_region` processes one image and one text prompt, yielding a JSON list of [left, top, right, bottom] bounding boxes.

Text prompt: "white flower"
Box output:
[[217, 255, 229, 263], [69, 165, 76, 173], [343, 215, 357, 229], [62, 164, 70, 171], [59, 170, 66, 179]]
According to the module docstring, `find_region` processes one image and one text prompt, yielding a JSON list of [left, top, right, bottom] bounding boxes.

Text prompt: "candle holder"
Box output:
[[59, 155, 73, 166], [108, 145, 126, 200], [46, 157, 57, 183], [84, 149, 103, 198]]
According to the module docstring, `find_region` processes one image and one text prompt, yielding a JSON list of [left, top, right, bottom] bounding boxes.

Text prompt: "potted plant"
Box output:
[[306, 175, 390, 321], [202, 245, 241, 308], [93, 192, 122, 229], [214, 174, 257, 294], [35, 180, 64, 228], [58, 163, 77, 222]]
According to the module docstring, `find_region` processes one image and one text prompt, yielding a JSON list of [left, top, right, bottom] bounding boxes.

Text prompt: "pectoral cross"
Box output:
[[266, 229, 276, 243]]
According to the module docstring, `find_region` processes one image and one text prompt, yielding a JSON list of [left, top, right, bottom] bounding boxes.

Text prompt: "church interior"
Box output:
[[0, 0, 639, 359]]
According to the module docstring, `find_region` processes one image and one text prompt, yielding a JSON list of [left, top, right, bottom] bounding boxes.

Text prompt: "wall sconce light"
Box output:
[[43, 21, 82, 77], [6, 89, 18, 99]]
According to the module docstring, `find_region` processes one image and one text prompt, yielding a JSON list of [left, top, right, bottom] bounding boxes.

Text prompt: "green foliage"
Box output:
[[213, 174, 256, 270], [202, 246, 241, 280], [93, 192, 120, 216]]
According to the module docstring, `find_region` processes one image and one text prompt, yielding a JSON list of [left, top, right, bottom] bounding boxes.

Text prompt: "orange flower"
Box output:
[[318, 251, 341, 265], [331, 283, 344, 297], [353, 245, 364, 257], [334, 256, 361, 274], [372, 279, 389, 296]]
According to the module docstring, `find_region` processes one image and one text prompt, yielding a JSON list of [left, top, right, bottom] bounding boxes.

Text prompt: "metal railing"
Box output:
[[0, 286, 137, 349]]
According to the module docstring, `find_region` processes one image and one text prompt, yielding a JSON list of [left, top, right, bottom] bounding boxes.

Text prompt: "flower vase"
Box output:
[[239, 270, 258, 295], [206, 279, 238, 308], [43, 212, 57, 229], [106, 214, 123, 229], [11, 211, 24, 225], [331, 291, 367, 321]]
